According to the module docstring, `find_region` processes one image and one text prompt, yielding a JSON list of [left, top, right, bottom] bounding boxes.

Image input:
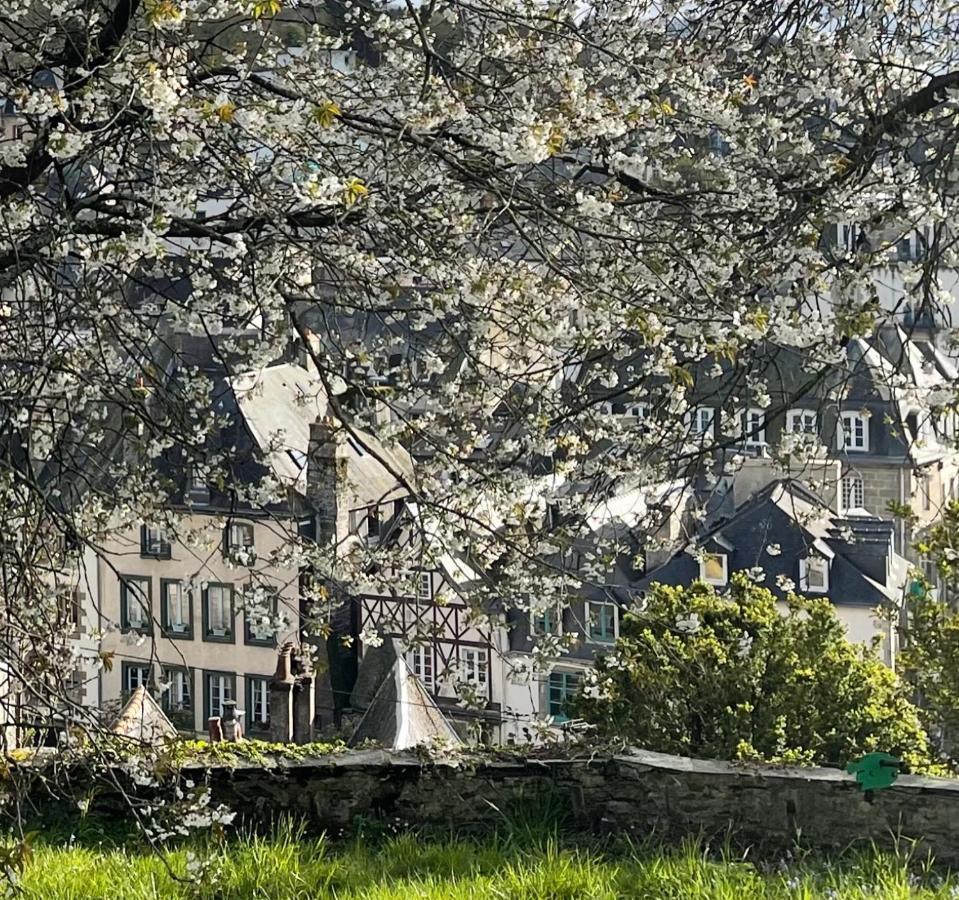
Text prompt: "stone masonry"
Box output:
[[170, 748, 959, 863]]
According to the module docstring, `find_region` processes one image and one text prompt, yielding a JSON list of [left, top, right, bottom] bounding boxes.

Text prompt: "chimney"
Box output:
[[307, 417, 351, 546], [269, 642, 296, 743], [292, 649, 316, 745]]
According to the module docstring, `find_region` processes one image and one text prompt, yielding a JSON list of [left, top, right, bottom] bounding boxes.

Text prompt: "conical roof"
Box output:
[[349, 649, 462, 751], [110, 686, 179, 744]]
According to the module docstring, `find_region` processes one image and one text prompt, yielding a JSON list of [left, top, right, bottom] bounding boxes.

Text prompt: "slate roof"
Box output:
[[348, 638, 462, 750], [637, 479, 909, 608]]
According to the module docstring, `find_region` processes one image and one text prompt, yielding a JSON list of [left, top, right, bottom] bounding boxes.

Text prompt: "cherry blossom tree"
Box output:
[[0, 0, 956, 789]]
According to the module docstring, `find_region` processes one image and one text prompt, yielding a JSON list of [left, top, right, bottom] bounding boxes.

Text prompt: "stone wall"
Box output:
[[181, 748, 959, 862]]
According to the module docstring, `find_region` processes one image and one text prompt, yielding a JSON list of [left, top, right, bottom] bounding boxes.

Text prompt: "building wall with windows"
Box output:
[[95, 513, 300, 735], [356, 567, 506, 743]]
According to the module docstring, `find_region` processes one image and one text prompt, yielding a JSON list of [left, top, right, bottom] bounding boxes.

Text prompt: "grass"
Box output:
[[10, 820, 959, 899]]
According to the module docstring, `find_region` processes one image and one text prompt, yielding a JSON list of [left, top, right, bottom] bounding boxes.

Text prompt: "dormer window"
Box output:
[[741, 408, 766, 448], [799, 556, 829, 593], [837, 411, 869, 452], [689, 407, 715, 438], [699, 553, 727, 586], [186, 467, 209, 505], [785, 409, 817, 435], [625, 403, 647, 422]]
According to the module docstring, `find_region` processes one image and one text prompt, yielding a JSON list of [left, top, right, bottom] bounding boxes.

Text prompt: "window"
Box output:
[[922, 470, 933, 511], [699, 553, 728, 586], [897, 225, 932, 262], [838, 411, 869, 452], [203, 584, 233, 641], [225, 521, 254, 559], [587, 601, 618, 643], [531, 605, 561, 636], [244, 588, 278, 646], [459, 647, 489, 692], [246, 676, 270, 733], [799, 557, 829, 593], [122, 662, 151, 696], [186, 467, 209, 504], [205, 671, 234, 720], [161, 667, 192, 729], [689, 407, 715, 437], [625, 403, 647, 422], [120, 576, 151, 632], [366, 507, 381, 543], [140, 524, 171, 559], [417, 572, 432, 601], [837, 222, 862, 252], [597, 401, 614, 416], [785, 409, 817, 435], [548, 671, 582, 722], [841, 473, 865, 511], [741, 408, 766, 448], [408, 645, 434, 691], [161, 580, 191, 637], [59, 589, 81, 632]]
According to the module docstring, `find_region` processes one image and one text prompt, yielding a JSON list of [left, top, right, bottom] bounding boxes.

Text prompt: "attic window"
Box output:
[[799, 557, 829, 593], [699, 553, 727, 586]]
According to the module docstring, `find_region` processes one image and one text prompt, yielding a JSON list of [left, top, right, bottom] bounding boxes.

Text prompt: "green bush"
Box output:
[[576, 575, 934, 771]]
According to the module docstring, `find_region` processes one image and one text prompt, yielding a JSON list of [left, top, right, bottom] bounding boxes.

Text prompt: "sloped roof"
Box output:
[[348, 640, 462, 751], [110, 687, 179, 744], [229, 362, 413, 508]]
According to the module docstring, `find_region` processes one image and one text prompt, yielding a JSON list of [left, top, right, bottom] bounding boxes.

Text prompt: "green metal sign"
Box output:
[[846, 752, 901, 792]]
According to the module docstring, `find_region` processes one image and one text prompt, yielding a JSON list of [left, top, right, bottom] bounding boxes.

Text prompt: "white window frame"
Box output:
[[742, 408, 766, 448], [625, 403, 647, 422], [699, 553, 728, 586], [207, 673, 232, 718], [841, 473, 864, 512], [586, 601, 619, 643], [689, 407, 715, 438], [124, 664, 150, 694], [417, 572, 432, 601], [837, 411, 869, 452], [799, 557, 829, 593], [408, 644, 435, 690], [459, 647, 489, 692], [597, 400, 614, 416], [785, 408, 818, 436], [163, 668, 190, 712], [249, 677, 269, 725]]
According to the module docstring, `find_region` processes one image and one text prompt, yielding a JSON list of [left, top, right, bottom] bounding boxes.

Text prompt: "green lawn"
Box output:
[[12, 823, 959, 899]]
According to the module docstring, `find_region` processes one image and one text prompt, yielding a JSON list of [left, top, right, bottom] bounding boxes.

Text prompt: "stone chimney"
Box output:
[[307, 417, 351, 546], [292, 651, 316, 745], [269, 642, 296, 743]]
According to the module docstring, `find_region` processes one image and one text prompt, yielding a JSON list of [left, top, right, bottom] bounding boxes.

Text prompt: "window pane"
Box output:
[[703, 555, 725, 581]]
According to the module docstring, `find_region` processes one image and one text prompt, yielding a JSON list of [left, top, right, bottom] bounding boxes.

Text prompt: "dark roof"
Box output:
[[637, 479, 907, 608]]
